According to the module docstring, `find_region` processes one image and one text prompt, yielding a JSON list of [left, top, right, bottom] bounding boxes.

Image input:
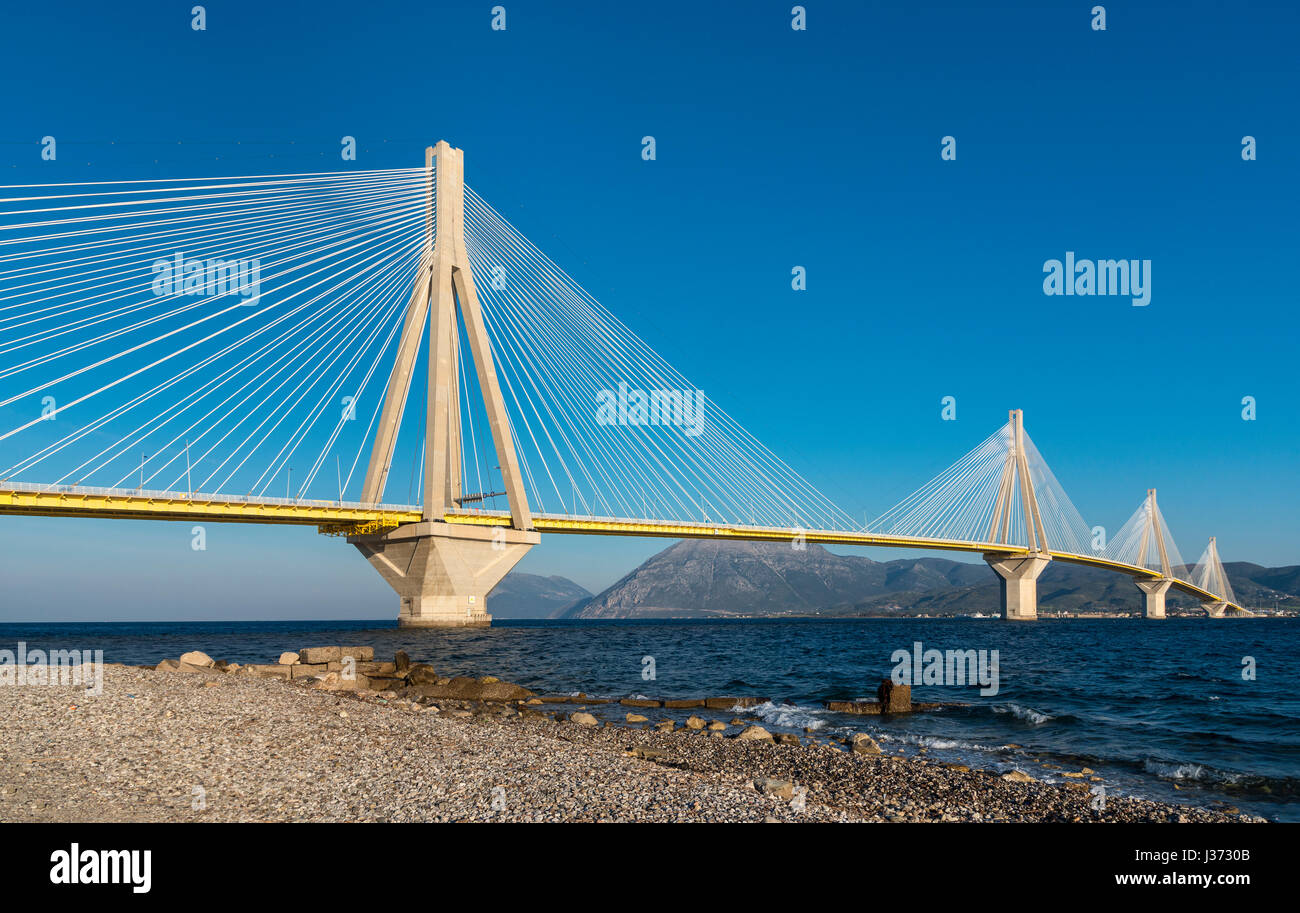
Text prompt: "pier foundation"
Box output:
[[984, 553, 1051, 620], [1203, 600, 1230, 618], [350, 521, 538, 627], [1135, 578, 1172, 619]]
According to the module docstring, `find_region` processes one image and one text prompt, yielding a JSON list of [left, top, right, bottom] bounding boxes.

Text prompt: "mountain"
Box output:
[[559, 539, 988, 618], [487, 573, 591, 619], [557, 540, 1300, 618]]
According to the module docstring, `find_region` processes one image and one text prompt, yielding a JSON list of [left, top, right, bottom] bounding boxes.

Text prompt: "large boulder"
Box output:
[[570, 712, 599, 726], [394, 650, 411, 674], [405, 663, 439, 686], [849, 733, 881, 755], [736, 725, 774, 743], [753, 777, 794, 799], [278, 652, 300, 665], [179, 651, 214, 668], [366, 674, 406, 692]]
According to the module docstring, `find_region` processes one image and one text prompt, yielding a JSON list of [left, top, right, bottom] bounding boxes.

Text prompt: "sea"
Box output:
[[3, 616, 1296, 822]]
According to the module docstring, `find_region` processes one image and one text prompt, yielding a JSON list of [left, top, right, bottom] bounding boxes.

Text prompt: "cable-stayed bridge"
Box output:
[[0, 142, 1248, 624]]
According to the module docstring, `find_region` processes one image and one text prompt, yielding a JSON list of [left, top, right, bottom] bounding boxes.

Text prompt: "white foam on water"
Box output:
[[743, 700, 828, 731], [992, 703, 1054, 725], [1144, 759, 1208, 781], [878, 731, 1012, 753]]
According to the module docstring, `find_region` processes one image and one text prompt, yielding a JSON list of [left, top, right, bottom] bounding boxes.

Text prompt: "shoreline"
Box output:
[[0, 661, 1264, 823]]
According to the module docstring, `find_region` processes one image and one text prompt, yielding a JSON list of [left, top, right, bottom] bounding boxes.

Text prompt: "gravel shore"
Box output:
[[0, 664, 1262, 823]]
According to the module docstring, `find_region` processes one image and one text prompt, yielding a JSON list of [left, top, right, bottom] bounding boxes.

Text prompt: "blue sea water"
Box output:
[[3, 616, 1296, 821]]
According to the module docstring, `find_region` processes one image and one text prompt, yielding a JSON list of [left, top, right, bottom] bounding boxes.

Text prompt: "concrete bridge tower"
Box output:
[[1133, 488, 1174, 619], [350, 142, 537, 626], [983, 409, 1052, 620]]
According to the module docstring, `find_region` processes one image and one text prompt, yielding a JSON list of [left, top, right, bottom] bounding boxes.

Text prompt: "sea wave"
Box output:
[[742, 700, 828, 731], [877, 731, 1014, 753], [992, 703, 1054, 725]]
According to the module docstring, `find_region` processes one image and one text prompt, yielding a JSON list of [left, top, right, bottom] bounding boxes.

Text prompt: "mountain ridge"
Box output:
[[555, 540, 1300, 618]]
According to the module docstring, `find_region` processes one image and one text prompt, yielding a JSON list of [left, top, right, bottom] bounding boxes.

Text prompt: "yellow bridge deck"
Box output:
[[0, 484, 1235, 609]]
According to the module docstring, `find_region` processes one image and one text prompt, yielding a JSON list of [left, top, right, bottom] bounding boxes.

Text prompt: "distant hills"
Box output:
[[485, 572, 591, 619], [529, 539, 1300, 619]]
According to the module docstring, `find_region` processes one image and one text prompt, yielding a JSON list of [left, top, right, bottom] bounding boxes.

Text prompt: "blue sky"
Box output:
[[1, 1, 1297, 620]]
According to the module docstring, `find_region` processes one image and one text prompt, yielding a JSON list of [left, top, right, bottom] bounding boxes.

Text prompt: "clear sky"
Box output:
[[1, 1, 1296, 621]]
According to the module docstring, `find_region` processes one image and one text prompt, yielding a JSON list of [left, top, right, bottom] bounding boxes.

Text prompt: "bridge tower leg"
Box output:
[[983, 409, 1052, 620], [352, 141, 536, 627]]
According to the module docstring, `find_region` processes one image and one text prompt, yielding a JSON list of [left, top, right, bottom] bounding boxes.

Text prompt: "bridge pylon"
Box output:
[[1194, 537, 1245, 617], [1134, 488, 1175, 619], [351, 141, 537, 627], [982, 409, 1052, 620]]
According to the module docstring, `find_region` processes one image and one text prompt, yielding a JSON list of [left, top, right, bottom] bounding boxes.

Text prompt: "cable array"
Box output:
[[458, 185, 858, 532], [0, 167, 430, 502]]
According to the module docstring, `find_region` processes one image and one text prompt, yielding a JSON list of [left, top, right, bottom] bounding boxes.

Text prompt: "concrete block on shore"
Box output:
[[244, 664, 292, 679], [299, 647, 341, 664], [620, 698, 661, 707], [663, 698, 705, 709], [877, 680, 912, 714], [406, 676, 532, 702], [291, 663, 327, 679], [278, 652, 300, 665], [340, 647, 374, 662], [358, 661, 396, 675], [825, 701, 883, 714]]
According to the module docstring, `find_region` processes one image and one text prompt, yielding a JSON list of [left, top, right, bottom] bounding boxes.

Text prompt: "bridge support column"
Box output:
[[350, 521, 539, 627], [1202, 600, 1230, 618], [984, 554, 1051, 620], [1135, 578, 1172, 619]]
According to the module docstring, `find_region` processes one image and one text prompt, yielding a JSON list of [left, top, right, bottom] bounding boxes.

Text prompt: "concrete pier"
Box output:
[[984, 553, 1051, 620], [1136, 578, 1172, 619], [1203, 600, 1230, 618], [351, 522, 539, 627]]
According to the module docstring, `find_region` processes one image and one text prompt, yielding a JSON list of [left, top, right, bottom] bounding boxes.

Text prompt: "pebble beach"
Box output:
[[0, 659, 1263, 823]]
